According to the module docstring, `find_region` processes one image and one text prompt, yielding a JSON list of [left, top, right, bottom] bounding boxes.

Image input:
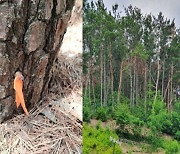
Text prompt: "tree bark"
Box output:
[[132, 57, 136, 109], [117, 61, 123, 104], [169, 63, 174, 113], [130, 58, 133, 111], [144, 64, 147, 115], [164, 72, 171, 103], [100, 46, 103, 107], [161, 59, 165, 100], [103, 46, 107, 106], [109, 43, 114, 109], [0, 0, 75, 122], [135, 57, 139, 106], [88, 75, 91, 104], [152, 59, 160, 112]]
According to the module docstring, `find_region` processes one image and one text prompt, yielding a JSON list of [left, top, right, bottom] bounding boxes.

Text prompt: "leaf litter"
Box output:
[[0, 0, 82, 153]]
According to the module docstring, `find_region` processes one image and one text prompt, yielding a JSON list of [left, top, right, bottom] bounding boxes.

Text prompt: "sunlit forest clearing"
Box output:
[[83, 0, 180, 153]]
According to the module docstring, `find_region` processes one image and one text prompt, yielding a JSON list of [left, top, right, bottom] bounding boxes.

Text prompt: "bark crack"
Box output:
[[39, 0, 58, 102]]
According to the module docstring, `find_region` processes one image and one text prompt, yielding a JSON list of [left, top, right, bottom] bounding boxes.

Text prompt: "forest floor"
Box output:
[[0, 0, 82, 153], [57, 0, 82, 122], [89, 119, 166, 154]]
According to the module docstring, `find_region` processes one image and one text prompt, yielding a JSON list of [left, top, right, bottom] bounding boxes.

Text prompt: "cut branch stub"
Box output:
[[0, 0, 75, 123]]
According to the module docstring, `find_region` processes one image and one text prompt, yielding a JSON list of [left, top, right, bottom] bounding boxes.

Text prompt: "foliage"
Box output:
[[83, 96, 93, 122], [147, 134, 180, 154], [96, 107, 108, 122], [174, 131, 180, 141], [148, 100, 171, 133], [162, 139, 179, 154], [83, 0, 180, 153], [115, 104, 143, 137], [83, 123, 122, 154], [170, 102, 180, 141], [114, 104, 131, 129], [83, 105, 92, 122]]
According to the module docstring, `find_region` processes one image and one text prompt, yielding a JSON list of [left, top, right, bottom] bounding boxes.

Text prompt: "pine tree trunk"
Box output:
[[130, 58, 133, 110], [84, 63, 90, 98], [144, 64, 147, 114], [148, 63, 152, 100], [84, 73, 89, 98], [169, 63, 174, 113], [153, 60, 160, 112], [103, 47, 107, 106], [100, 46, 103, 107], [117, 61, 123, 104], [88, 75, 91, 104], [164, 72, 170, 103], [109, 43, 114, 109], [135, 57, 139, 106], [132, 58, 136, 109], [92, 81, 96, 109], [0, 0, 75, 122], [161, 59, 165, 100]]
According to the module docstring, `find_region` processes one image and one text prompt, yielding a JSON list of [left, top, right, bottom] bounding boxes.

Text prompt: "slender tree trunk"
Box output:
[[106, 73, 110, 105], [167, 85, 170, 111], [88, 74, 91, 105], [169, 63, 174, 113], [164, 73, 171, 103], [130, 58, 133, 110], [92, 79, 96, 106], [135, 59, 139, 106], [132, 58, 136, 109], [103, 47, 107, 106], [153, 59, 160, 112], [84, 64, 90, 97], [0, 0, 75, 122], [144, 64, 147, 114], [109, 43, 114, 109], [84, 75, 88, 97], [161, 59, 165, 100], [117, 61, 123, 104], [100, 47, 103, 107], [148, 63, 152, 100]]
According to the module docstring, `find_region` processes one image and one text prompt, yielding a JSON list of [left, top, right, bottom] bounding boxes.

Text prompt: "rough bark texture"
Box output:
[[0, 0, 75, 122]]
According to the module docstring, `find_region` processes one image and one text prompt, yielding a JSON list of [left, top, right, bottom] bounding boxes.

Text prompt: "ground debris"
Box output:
[[0, 101, 82, 154], [0, 0, 82, 153]]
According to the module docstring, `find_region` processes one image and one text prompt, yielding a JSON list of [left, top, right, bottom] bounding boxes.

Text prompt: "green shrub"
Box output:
[[162, 140, 179, 154], [148, 100, 172, 133], [130, 115, 144, 137], [96, 107, 108, 122], [83, 105, 92, 122], [148, 110, 171, 132], [148, 133, 163, 148], [171, 111, 180, 135], [160, 101, 180, 138], [83, 95, 94, 122], [83, 123, 122, 154], [134, 105, 148, 121], [147, 131, 180, 154], [115, 111, 130, 129], [175, 131, 180, 141], [114, 104, 143, 137]]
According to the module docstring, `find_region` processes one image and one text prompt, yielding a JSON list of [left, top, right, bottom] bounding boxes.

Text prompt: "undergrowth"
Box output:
[[83, 122, 122, 154]]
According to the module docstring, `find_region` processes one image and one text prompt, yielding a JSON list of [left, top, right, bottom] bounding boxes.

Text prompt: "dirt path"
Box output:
[[90, 118, 117, 130]]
